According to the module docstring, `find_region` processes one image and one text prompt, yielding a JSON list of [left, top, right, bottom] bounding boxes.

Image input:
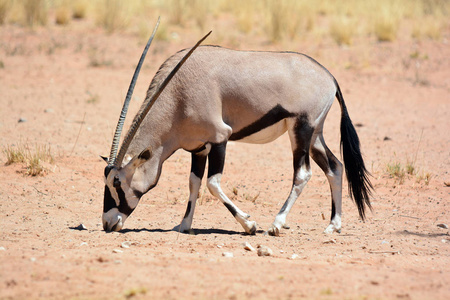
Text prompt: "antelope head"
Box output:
[[102, 18, 211, 232]]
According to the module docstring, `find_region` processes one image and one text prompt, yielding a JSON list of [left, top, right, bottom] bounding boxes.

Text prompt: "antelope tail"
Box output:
[[335, 82, 373, 220]]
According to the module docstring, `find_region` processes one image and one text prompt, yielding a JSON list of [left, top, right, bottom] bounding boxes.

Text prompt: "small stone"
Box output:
[[437, 223, 448, 229], [30, 257, 36, 262], [242, 242, 255, 252], [80, 242, 88, 246], [44, 108, 54, 113], [257, 245, 273, 257], [222, 252, 234, 258], [289, 254, 299, 260], [121, 241, 131, 248], [97, 257, 108, 263], [113, 249, 123, 253], [18, 118, 27, 123], [324, 239, 337, 244], [0, 247, 5, 251]]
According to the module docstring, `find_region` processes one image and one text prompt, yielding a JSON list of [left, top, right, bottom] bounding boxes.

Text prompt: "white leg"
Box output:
[[178, 172, 202, 233], [267, 165, 312, 236], [267, 116, 314, 236], [207, 174, 257, 234]]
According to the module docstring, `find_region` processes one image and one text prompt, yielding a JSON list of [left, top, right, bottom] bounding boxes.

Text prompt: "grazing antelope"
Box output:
[[102, 20, 372, 236]]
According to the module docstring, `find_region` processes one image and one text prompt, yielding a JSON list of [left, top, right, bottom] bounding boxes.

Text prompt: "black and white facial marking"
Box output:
[[102, 148, 154, 232], [103, 166, 140, 232]]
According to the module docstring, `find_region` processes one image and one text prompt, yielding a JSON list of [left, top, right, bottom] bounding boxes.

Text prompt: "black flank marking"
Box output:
[[191, 152, 207, 179], [223, 202, 238, 217], [103, 185, 116, 212], [183, 201, 192, 219], [207, 143, 227, 178], [116, 186, 134, 216], [229, 104, 296, 141]]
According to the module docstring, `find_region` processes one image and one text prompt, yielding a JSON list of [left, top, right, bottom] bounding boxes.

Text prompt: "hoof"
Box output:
[[265, 225, 280, 236], [173, 224, 193, 234], [324, 224, 341, 234], [245, 221, 257, 235]]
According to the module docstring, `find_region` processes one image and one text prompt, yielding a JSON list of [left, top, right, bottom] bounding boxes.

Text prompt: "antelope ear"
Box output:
[[138, 147, 152, 161], [129, 147, 152, 169], [100, 156, 108, 163]]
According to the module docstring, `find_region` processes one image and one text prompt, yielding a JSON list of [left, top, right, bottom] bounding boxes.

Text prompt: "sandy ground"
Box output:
[[0, 19, 449, 300]]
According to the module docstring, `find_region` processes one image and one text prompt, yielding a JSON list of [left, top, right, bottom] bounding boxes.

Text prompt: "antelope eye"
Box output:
[[113, 175, 121, 188]]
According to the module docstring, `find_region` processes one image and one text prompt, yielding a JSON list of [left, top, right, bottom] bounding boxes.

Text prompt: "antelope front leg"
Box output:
[[207, 174, 257, 234], [207, 143, 257, 235], [177, 151, 207, 233]]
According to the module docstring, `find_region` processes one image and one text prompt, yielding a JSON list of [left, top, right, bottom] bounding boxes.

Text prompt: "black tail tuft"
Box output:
[[336, 84, 373, 220]]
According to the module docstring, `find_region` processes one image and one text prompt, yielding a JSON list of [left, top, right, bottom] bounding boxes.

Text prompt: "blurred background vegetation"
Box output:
[[0, 0, 448, 46]]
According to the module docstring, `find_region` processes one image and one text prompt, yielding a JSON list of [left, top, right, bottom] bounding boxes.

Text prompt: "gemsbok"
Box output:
[[102, 20, 372, 236]]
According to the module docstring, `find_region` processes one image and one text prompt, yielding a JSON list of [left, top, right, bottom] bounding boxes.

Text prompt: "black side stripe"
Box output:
[[229, 104, 296, 141]]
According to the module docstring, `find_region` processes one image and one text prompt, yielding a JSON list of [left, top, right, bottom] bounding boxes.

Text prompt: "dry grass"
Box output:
[[329, 16, 356, 46], [95, 0, 130, 33], [72, 0, 89, 19], [24, 0, 48, 27], [0, 0, 9, 25], [3, 143, 55, 176], [373, 14, 399, 42], [55, 6, 71, 26], [0, 0, 448, 41]]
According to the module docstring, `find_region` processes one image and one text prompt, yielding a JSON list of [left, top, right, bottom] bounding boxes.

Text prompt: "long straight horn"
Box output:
[[108, 17, 160, 167], [114, 31, 212, 168]]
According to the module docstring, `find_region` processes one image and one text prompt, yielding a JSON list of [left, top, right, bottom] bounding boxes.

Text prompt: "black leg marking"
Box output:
[[223, 202, 238, 217], [183, 201, 192, 219], [331, 195, 336, 220], [229, 104, 296, 141], [292, 114, 314, 173], [207, 142, 227, 178], [310, 147, 338, 174], [191, 152, 207, 179]]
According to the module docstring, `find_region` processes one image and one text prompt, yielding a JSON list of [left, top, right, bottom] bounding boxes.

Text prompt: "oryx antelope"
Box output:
[[102, 20, 372, 236]]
